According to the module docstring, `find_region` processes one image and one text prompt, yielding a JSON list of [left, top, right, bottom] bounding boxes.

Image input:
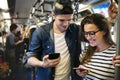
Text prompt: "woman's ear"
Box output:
[[103, 31, 106, 35]]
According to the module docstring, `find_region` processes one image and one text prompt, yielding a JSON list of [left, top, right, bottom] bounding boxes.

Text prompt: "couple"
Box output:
[[26, 0, 120, 80]]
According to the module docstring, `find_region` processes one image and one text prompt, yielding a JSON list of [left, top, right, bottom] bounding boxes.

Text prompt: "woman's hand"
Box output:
[[75, 65, 90, 77], [112, 55, 120, 66], [108, 2, 118, 20]]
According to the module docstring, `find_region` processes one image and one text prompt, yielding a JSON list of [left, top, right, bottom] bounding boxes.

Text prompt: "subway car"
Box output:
[[0, 0, 119, 80]]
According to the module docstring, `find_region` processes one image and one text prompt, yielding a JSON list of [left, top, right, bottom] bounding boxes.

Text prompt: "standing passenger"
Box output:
[[76, 13, 116, 80], [26, 0, 82, 80], [5, 24, 23, 79]]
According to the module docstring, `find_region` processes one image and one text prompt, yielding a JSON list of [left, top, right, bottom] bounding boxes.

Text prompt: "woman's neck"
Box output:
[[95, 43, 111, 52]]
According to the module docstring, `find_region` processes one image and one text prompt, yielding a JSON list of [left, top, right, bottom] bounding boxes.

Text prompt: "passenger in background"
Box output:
[[26, 0, 82, 80], [22, 25, 30, 52], [5, 24, 23, 79], [76, 13, 118, 80], [25, 27, 36, 80], [29, 28, 36, 43], [15, 31, 25, 63], [0, 31, 7, 46], [22, 25, 29, 40]]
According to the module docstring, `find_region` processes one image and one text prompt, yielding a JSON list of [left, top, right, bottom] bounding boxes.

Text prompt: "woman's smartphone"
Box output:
[[48, 53, 60, 59], [73, 67, 90, 72]]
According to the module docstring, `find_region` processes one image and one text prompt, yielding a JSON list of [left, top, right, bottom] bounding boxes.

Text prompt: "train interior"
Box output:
[[0, 0, 118, 80]]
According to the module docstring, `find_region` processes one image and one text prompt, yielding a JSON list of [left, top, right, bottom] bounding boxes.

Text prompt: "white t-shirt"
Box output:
[[54, 32, 70, 80]]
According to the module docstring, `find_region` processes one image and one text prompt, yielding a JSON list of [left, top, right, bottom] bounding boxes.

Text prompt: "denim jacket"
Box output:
[[26, 21, 82, 80]]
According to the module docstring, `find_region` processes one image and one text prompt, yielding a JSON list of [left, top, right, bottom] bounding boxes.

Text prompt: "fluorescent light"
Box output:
[[2, 13, 10, 19], [0, 0, 8, 9], [2, 12, 11, 26], [32, 7, 35, 13], [79, 4, 88, 9], [0, 0, 11, 26]]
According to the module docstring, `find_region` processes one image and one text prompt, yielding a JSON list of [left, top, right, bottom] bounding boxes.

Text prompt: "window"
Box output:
[[92, 2, 110, 18]]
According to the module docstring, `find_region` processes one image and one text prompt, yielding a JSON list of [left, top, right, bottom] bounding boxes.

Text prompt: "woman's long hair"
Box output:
[[80, 13, 115, 64]]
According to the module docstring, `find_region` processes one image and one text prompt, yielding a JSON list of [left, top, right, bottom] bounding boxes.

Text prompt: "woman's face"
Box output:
[[84, 23, 105, 47]]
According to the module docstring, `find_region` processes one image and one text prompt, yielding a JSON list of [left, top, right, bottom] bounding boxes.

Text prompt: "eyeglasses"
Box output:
[[84, 30, 100, 37]]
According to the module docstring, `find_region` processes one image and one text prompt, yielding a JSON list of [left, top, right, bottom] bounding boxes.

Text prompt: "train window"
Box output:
[[92, 2, 110, 18]]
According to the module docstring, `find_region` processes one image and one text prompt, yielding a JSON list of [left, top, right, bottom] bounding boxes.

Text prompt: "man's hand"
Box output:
[[41, 55, 61, 68]]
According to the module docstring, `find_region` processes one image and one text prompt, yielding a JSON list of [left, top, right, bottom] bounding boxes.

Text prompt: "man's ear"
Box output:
[[52, 12, 55, 19]]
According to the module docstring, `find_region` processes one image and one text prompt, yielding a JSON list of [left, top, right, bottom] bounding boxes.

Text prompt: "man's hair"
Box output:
[[53, 0, 73, 15], [10, 24, 18, 32]]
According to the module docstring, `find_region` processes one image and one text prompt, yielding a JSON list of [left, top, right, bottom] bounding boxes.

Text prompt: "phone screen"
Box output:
[[73, 67, 90, 72], [48, 53, 60, 59]]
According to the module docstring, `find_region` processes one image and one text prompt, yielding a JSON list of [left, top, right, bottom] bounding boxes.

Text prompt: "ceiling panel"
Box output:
[[15, 0, 35, 18], [7, 0, 108, 25], [12, 0, 36, 24]]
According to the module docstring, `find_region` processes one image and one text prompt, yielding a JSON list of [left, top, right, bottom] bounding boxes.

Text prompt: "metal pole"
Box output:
[[115, 0, 120, 80]]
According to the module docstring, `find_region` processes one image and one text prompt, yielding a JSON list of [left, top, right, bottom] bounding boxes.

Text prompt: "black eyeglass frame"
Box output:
[[84, 30, 100, 37]]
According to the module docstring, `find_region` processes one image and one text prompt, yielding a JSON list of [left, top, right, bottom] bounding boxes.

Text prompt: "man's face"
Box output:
[[13, 28, 18, 34], [53, 14, 72, 33]]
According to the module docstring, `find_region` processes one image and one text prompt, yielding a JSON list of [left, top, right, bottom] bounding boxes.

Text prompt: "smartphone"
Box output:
[[48, 53, 60, 59], [73, 67, 90, 72]]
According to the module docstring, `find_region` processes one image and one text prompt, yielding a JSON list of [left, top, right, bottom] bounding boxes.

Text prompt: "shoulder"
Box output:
[[7, 32, 14, 37], [103, 44, 116, 54], [33, 23, 52, 37], [69, 23, 79, 28], [37, 23, 51, 32], [109, 44, 116, 50], [68, 23, 80, 32]]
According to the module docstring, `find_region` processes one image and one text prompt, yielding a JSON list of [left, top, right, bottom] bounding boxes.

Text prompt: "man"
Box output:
[[5, 23, 23, 79], [26, 0, 82, 80]]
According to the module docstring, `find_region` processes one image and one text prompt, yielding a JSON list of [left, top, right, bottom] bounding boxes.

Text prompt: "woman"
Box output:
[[76, 13, 117, 80]]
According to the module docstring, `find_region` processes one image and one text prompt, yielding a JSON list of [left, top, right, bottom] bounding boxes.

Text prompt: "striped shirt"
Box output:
[[81, 45, 116, 80]]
